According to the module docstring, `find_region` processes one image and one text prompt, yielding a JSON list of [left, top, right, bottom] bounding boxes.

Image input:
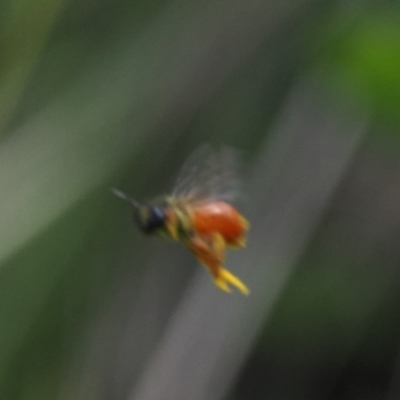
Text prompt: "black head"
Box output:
[[134, 205, 166, 234], [112, 188, 166, 235]]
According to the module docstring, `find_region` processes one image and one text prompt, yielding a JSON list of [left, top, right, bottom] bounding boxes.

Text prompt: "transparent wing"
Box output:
[[171, 145, 241, 203]]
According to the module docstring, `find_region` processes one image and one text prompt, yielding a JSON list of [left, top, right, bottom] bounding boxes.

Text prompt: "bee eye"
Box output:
[[135, 206, 165, 234]]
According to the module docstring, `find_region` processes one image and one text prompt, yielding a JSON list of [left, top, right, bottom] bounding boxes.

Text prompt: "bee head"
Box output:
[[112, 188, 166, 235], [134, 205, 166, 234]]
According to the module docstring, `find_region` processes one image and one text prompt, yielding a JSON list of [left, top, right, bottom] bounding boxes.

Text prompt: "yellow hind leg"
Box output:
[[211, 233, 249, 295], [186, 233, 249, 295], [214, 268, 249, 295]]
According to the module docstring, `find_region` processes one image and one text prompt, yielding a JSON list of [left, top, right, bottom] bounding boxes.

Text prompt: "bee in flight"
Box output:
[[112, 146, 249, 295]]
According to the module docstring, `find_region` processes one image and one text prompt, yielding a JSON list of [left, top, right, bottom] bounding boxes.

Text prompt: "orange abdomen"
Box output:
[[191, 201, 248, 245]]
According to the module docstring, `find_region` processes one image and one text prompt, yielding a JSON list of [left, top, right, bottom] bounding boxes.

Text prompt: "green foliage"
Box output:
[[318, 8, 400, 125]]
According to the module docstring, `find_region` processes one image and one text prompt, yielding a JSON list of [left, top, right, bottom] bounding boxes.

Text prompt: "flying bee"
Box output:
[[112, 146, 249, 295]]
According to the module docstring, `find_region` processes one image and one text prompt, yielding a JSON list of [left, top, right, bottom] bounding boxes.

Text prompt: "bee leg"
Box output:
[[240, 215, 250, 231], [217, 269, 249, 295], [186, 233, 249, 295], [185, 234, 230, 293], [211, 233, 249, 295], [227, 217, 249, 249], [210, 232, 226, 263], [200, 233, 232, 293], [227, 236, 247, 249], [164, 211, 179, 240]]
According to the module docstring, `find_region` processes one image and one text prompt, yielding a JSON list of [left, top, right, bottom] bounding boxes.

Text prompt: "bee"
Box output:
[[112, 146, 249, 295]]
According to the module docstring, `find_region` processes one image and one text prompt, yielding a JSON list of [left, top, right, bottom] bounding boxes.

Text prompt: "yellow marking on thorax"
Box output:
[[164, 199, 194, 241]]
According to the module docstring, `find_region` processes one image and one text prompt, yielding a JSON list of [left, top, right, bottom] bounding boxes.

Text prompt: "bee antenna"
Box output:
[[111, 188, 140, 209]]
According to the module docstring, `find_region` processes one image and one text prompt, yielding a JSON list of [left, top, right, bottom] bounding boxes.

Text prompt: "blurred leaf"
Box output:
[[318, 9, 400, 128], [0, 0, 65, 132]]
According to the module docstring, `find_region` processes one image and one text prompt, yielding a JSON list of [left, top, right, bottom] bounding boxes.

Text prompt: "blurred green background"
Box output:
[[1, 0, 400, 399]]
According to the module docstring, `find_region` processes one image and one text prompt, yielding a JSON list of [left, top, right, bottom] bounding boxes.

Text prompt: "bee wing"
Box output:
[[172, 145, 241, 203]]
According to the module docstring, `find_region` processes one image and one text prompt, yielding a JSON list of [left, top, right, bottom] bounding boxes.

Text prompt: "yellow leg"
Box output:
[[210, 233, 249, 295], [214, 268, 249, 295], [186, 233, 249, 295], [164, 211, 179, 240], [214, 273, 231, 293], [211, 232, 226, 262]]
